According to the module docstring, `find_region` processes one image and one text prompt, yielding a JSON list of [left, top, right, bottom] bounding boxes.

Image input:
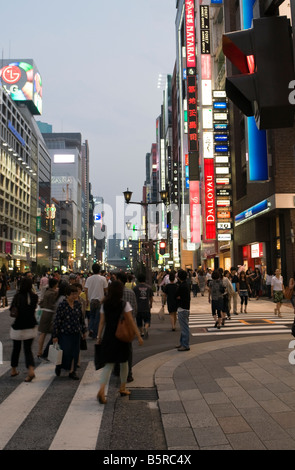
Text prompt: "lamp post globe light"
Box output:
[[123, 188, 169, 285]]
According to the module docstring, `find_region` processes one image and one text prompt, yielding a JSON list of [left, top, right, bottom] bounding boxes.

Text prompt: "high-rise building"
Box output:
[[41, 132, 84, 271], [0, 59, 51, 273]]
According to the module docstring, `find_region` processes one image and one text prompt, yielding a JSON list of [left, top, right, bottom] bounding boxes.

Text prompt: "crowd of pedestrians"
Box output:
[[6, 262, 294, 404]]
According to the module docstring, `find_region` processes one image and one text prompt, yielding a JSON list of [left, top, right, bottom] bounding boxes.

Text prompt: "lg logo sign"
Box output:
[[2, 65, 21, 84]]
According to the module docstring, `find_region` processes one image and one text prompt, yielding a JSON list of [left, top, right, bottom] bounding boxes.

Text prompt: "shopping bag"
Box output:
[[35, 308, 42, 324], [80, 336, 87, 350], [115, 312, 136, 342], [284, 287, 294, 300], [94, 344, 105, 370], [48, 344, 63, 365]]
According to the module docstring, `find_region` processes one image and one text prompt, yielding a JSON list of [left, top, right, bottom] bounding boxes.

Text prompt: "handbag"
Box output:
[[284, 287, 294, 300], [80, 336, 87, 350], [94, 343, 105, 370], [48, 344, 63, 365], [115, 311, 136, 343], [10, 306, 18, 318]]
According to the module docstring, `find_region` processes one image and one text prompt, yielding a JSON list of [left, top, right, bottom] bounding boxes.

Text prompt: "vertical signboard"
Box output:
[[187, 75, 198, 152], [190, 180, 201, 243], [185, 0, 196, 69], [204, 158, 216, 239], [240, 0, 268, 181]]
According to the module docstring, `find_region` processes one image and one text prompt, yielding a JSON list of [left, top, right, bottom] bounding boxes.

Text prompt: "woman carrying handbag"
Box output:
[[96, 281, 143, 404], [10, 277, 39, 382]]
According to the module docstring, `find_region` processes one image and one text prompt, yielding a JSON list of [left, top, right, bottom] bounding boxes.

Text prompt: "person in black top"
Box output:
[[175, 269, 191, 351], [230, 267, 239, 315], [10, 277, 39, 382], [133, 273, 153, 338], [162, 271, 178, 331]]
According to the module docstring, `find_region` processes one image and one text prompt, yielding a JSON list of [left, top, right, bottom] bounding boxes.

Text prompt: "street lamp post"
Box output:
[[123, 189, 169, 285]]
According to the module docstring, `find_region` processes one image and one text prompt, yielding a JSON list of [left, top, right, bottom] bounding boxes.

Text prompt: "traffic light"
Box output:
[[223, 16, 295, 129], [159, 241, 166, 256]]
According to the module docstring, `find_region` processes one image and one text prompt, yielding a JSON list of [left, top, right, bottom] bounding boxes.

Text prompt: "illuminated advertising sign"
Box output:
[[241, 0, 268, 181], [187, 75, 198, 151], [203, 108, 213, 129], [203, 132, 214, 159], [0, 60, 42, 115], [200, 5, 210, 54], [213, 102, 227, 109], [214, 134, 228, 142], [217, 211, 231, 219], [215, 145, 229, 153], [204, 159, 216, 239], [251, 242, 264, 258], [190, 180, 201, 243], [218, 233, 232, 241], [217, 222, 231, 230], [54, 154, 75, 163], [215, 156, 229, 164], [185, 0, 196, 69], [235, 199, 269, 224], [216, 177, 231, 185], [214, 123, 228, 131]]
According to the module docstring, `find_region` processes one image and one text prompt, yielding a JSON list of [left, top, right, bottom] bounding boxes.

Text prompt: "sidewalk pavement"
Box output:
[[130, 293, 295, 450]]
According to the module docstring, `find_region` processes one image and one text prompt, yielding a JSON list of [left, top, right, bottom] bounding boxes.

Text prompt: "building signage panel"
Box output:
[[185, 0, 196, 68], [216, 177, 231, 185], [187, 75, 198, 151], [217, 211, 231, 219], [217, 222, 231, 229], [204, 158, 216, 239], [203, 132, 214, 159], [235, 199, 269, 224], [200, 5, 211, 54], [190, 180, 201, 243], [218, 233, 232, 241]]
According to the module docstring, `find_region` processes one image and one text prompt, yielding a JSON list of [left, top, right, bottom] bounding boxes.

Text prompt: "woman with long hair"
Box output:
[[96, 281, 143, 404], [10, 277, 39, 382], [237, 271, 251, 313]]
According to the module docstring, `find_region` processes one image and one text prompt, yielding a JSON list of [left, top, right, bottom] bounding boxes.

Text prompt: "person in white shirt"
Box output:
[[84, 264, 108, 337], [271, 268, 284, 317]]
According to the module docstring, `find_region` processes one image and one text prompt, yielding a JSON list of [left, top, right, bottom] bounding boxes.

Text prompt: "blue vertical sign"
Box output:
[[240, 0, 268, 181]]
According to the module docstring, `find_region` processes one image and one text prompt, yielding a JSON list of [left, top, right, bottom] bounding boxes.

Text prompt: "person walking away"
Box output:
[[84, 263, 108, 338], [162, 271, 178, 331], [271, 268, 284, 317], [96, 281, 143, 404], [223, 270, 234, 320], [230, 267, 239, 315], [191, 271, 199, 298], [175, 269, 191, 351], [52, 284, 87, 380], [253, 268, 262, 300], [288, 272, 295, 315], [116, 272, 138, 382], [37, 277, 59, 358], [208, 270, 224, 329], [39, 273, 49, 301], [133, 273, 153, 338], [237, 271, 251, 313], [10, 277, 39, 382], [197, 269, 206, 296]]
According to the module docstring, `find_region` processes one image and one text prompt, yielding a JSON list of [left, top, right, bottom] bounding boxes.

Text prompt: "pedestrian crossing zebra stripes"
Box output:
[[189, 312, 295, 336], [0, 361, 107, 450]]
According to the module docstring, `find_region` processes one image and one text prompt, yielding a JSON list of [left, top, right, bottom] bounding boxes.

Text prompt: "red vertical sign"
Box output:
[[204, 159, 216, 240]]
